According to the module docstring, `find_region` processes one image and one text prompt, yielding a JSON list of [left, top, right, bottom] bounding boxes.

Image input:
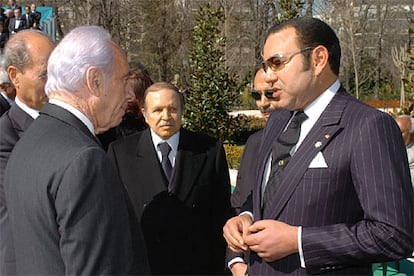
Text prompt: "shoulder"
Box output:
[[180, 128, 220, 149]]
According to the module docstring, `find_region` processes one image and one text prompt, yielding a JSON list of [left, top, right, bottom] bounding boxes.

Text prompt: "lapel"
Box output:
[[253, 109, 291, 219], [134, 129, 167, 193], [259, 88, 349, 219], [9, 104, 34, 136], [40, 103, 99, 145], [172, 129, 207, 202]]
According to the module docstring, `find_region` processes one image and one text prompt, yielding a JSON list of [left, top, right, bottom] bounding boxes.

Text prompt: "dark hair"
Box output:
[[265, 17, 341, 75], [128, 61, 153, 108]]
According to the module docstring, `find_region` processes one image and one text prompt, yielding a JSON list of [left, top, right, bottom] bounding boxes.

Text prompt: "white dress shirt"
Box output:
[[15, 96, 40, 119], [149, 129, 180, 167], [48, 99, 95, 135]]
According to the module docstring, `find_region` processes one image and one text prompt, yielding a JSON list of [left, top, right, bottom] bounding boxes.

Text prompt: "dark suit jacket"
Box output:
[[0, 93, 11, 117], [8, 17, 26, 34], [4, 103, 149, 275], [107, 128, 233, 275], [231, 129, 263, 214], [246, 87, 413, 275], [0, 103, 33, 275], [227, 130, 263, 270]]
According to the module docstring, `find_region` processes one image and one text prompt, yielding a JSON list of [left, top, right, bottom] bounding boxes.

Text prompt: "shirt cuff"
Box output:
[[298, 226, 306, 268], [239, 211, 254, 220], [228, 257, 245, 269]]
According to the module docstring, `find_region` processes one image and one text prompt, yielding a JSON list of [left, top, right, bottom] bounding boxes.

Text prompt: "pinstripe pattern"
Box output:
[[248, 87, 413, 275]]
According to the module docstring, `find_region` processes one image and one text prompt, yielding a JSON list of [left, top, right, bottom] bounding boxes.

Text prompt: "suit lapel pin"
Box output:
[[315, 141, 322, 148], [325, 134, 330, 139]]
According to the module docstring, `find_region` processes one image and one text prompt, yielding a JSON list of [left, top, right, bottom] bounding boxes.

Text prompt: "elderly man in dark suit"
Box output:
[[0, 29, 54, 276], [228, 67, 279, 275], [223, 17, 413, 275], [108, 81, 233, 275], [4, 26, 149, 275]]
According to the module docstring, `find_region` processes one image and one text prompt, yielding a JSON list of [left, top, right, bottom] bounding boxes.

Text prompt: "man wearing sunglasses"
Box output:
[[224, 17, 413, 275], [229, 68, 278, 275]]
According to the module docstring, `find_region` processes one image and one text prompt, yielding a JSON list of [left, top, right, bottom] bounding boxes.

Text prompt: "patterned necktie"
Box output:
[[158, 142, 172, 181], [262, 111, 308, 214]]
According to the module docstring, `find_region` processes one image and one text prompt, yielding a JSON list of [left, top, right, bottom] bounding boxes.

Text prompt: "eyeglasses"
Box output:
[[251, 89, 276, 100], [261, 47, 314, 72]]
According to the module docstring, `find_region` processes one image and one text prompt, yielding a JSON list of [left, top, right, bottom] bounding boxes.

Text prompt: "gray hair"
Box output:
[[3, 29, 48, 72], [45, 26, 114, 95]]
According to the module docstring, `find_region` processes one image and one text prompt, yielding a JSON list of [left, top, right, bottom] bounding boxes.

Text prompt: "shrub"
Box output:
[[223, 144, 244, 170]]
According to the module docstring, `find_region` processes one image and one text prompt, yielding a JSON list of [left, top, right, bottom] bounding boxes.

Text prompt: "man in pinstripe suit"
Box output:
[[223, 17, 413, 275]]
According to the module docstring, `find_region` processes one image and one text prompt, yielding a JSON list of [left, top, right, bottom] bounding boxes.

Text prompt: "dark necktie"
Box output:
[[158, 142, 172, 181], [262, 111, 308, 214]]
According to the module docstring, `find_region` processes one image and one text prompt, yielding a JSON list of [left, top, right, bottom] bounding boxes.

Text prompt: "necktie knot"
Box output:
[[278, 111, 307, 145], [158, 142, 171, 158]]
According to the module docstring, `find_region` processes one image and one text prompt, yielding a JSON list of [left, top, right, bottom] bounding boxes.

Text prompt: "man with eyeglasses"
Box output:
[[228, 68, 279, 275], [223, 17, 413, 275]]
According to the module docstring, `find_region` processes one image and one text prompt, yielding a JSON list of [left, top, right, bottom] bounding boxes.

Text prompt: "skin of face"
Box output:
[[253, 69, 278, 121], [12, 33, 54, 110], [262, 27, 317, 111], [95, 42, 130, 132], [142, 88, 182, 140], [396, 117, 411, 146]]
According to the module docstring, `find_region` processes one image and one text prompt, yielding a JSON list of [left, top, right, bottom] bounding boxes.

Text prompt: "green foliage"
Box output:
[[184, 3, 239, 142], [223, 144, 244, 170], [229, 115, 265, 144]]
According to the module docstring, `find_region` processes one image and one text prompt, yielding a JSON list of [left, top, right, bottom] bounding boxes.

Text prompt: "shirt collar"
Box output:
[[48, 99, 95, 135], [15, 96, 39, 119], [150, 128, 180, 154], [303, 79, 340, 121]]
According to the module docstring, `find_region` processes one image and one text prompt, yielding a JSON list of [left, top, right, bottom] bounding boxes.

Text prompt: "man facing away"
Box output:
[[395, 114, 414, 187], [223, 17, 413, 275], [0, 29, 54, 275], [4, 26, 149, 275], [108, 81, 233, 275]]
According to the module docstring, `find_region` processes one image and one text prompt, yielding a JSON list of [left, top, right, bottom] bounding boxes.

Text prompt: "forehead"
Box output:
[[253, 70, 267, 89], [263, 27, 299, 59], [146, 88, 180, 105]]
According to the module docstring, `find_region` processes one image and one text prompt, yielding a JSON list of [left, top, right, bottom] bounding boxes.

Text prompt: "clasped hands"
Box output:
[[223, 214, 299, 262]]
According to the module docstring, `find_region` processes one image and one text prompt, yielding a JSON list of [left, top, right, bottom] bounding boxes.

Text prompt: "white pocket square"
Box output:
[[308, 152, 328, 168]]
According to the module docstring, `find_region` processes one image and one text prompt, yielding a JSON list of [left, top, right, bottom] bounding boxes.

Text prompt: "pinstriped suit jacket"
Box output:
[[248, 87, 413, 275]]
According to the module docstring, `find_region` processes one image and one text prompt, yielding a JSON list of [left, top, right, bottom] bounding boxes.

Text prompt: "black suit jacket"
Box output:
[[0, 93, 11, 117], [0, 103, 33, 275], [108, 128, 233, 275], [4, 103, 149, 275], [246, 87, 413, 275]]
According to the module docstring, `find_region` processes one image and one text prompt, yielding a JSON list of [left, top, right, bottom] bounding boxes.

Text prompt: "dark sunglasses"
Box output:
[[261, 47, 314, 73], [251, 89, 276, 100]]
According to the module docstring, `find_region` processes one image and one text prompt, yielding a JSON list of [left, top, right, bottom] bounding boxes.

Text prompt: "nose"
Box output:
[[161, 109, 171, 120], [264, 68, 278, 85], [260, 96, 270, 107]]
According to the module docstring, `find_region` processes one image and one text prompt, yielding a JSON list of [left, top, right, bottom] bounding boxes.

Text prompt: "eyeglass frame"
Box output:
[[261, 47, 314, 73], [250, 89, 276, 100]]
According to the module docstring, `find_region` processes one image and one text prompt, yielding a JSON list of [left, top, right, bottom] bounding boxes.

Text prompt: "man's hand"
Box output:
[[230, 262, 247, 276], [223, 213, 253, 253], [244, 220, 299, 262]]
